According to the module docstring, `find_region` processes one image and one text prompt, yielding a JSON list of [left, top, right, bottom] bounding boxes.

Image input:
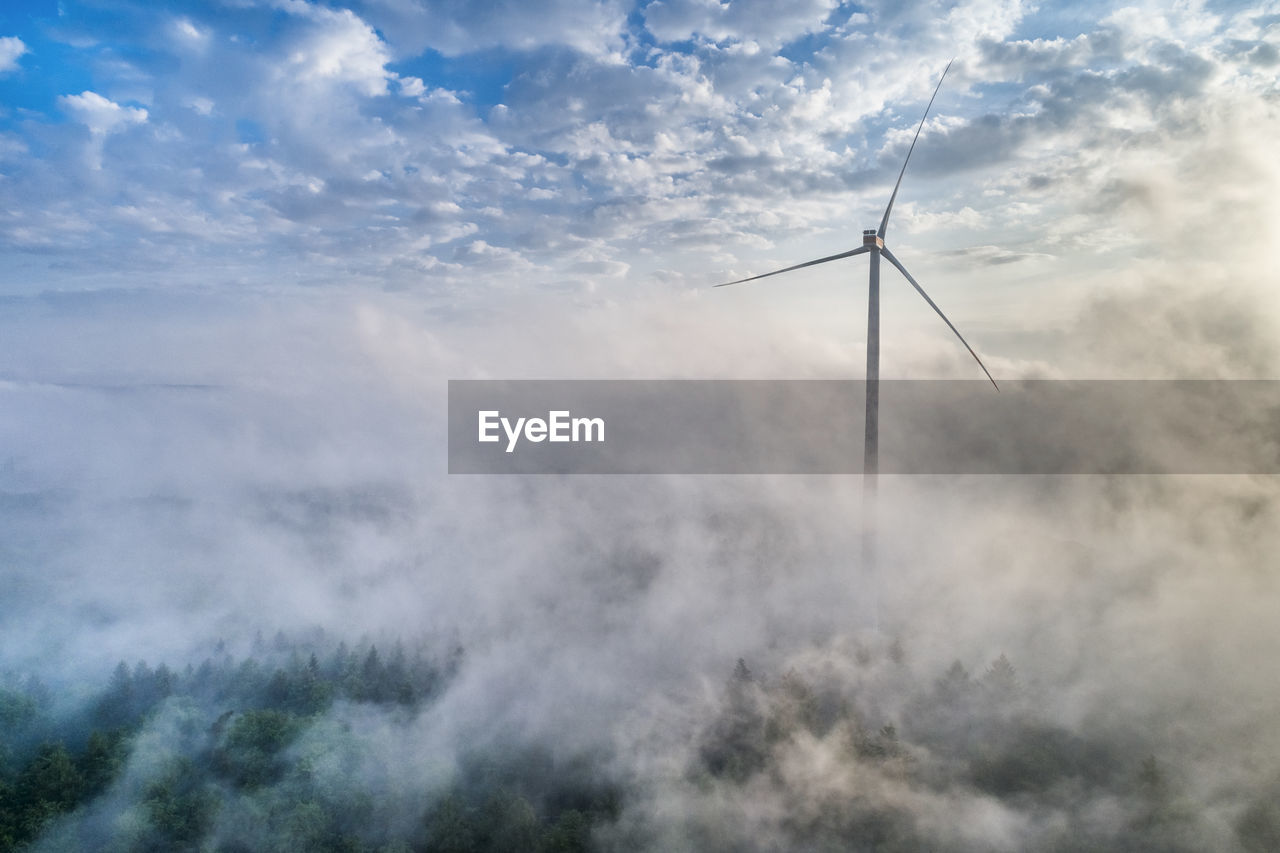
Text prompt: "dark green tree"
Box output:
[[478, 789, 540, 852], [78, 730, 125, 797], [12, 743, 84, 840], [424, 792, 478, 853], [143, 757, 219, 849], [214, 709, 303, 789]]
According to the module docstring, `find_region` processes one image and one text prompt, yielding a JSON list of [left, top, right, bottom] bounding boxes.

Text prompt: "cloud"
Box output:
[[350, 0, 630, 56], [978, 31, 1123, 76], [644, 0, 842, 47], [272, 3, 393, 97], [0, 4, 531, 289], [943, 243, 1051, 265], [0, 0, 1275, 322], [57, 90, 149, 170], [1246, 41, 1279, 67], [59, 90, 149, 135], [0, 35, 25, 73], [170, 16, 209, 49]]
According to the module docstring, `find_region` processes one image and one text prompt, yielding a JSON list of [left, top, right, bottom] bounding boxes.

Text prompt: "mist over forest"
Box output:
[[4, 298, 1280, 850]]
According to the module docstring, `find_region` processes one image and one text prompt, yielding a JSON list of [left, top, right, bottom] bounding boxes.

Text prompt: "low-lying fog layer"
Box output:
[[2, 285, 1278, 850]]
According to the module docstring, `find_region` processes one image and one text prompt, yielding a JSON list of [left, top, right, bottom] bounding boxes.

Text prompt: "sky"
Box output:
[[0, 0, 1275, 319]]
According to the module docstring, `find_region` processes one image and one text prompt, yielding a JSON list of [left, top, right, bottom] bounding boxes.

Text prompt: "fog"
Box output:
[[3, 267, 1280, 849]]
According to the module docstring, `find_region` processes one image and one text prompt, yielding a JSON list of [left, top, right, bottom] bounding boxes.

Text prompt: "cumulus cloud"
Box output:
[[57, 90, 149, 170], [0, 35, 25, 73], [0, 0, 1271, 303], [644, 0, 842, 47], [273, 3, 393, 97], [59, 90, 149, 136], [351, 0, 630, 56]]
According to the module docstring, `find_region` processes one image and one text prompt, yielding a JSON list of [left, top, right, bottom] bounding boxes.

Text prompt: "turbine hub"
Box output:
[[862, 230, 883, 248]]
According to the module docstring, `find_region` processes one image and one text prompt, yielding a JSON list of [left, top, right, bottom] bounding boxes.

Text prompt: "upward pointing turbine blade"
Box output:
[[714, 245, 870, 287], [878, 59, 953, 239], [880, 246, 999, 391]]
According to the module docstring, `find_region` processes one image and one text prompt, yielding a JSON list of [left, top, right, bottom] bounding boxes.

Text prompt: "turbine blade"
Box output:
[[881, 246, 999, 391], [714, 245, 870, 287], [878, 59, 953, 239]]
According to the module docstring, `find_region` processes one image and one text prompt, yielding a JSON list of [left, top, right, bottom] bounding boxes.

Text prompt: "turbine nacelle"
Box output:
[[862, 230, 883, 248]]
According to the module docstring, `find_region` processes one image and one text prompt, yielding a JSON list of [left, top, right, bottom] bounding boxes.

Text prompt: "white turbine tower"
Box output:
[[715, 61, 998, 631]]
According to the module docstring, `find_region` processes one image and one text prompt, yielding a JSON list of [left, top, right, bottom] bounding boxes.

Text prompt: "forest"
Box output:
[[3, 631, 1278, 852], [0, 634, 616, 852]]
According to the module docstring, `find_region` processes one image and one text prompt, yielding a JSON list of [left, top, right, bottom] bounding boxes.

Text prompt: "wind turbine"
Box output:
[[715, 60, 998, 629]]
